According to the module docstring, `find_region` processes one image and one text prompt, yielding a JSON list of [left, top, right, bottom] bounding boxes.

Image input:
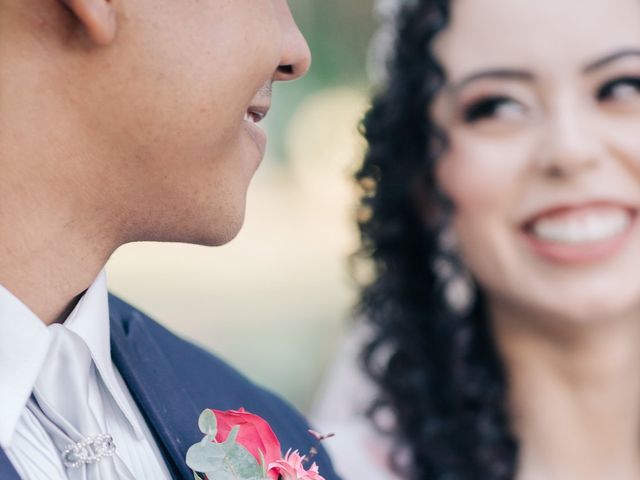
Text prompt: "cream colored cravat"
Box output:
[[26, 324, 135, 480]]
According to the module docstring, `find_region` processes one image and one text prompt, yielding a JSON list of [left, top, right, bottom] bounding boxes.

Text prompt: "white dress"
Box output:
[[310, 323, 404, 480]]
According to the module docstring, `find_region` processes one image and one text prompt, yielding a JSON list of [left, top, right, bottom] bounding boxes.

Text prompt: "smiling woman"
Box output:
[[334, 0, 640, 479]]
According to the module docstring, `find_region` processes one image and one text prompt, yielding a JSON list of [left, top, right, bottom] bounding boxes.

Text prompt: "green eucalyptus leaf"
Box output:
[[186, 441, 224, 473], [225, 425, 240, 446], [258, 450, 268, 476], [198, 409, 218, 436], [186, 426, 268, 480]]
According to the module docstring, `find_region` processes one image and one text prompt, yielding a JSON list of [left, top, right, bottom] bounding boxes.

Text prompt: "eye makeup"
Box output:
[[597, 76, 640, 102], [462, 95, 526, 123]]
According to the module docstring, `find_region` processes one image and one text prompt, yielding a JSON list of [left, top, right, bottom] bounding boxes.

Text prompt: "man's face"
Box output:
[[61, 0, 310, 245]]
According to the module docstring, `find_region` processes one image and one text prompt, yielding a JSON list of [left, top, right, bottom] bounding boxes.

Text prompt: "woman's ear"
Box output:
[[60, 0, 117, 46]]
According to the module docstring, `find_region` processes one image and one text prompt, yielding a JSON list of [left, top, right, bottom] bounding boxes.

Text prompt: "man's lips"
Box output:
[[243, 81, 271, 159], [243, 103, 270, 158], [246, 81, 272, 125], [244, 104, 270, 124]]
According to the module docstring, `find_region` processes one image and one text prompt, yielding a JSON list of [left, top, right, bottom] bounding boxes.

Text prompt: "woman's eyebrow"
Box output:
[[584, 48, 640, 73], [450, 69, 534, 94], [450, 48, 640, 92]]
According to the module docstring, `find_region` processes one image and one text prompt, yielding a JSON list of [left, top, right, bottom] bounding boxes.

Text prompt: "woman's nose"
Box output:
[[535, 101, 602, 178]]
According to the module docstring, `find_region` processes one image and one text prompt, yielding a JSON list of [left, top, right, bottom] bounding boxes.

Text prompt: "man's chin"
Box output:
[[197, 228, 243, 247], [192, 211, 247, 247], [130, 199, 248, 247]]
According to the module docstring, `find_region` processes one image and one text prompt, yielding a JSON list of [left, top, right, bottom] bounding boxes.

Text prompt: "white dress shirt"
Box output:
[[0, 270, 173, 479]]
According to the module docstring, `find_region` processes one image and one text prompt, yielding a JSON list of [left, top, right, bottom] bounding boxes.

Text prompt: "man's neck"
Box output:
[[0, 182, 116, 323], [0, 50, 122, 325], [0, 184, 116, 324], [0, 234, 113, 325]]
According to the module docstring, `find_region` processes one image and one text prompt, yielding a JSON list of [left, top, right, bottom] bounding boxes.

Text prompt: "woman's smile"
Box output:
[[520, 202, 638, 265], [356, 0, 640, 478]]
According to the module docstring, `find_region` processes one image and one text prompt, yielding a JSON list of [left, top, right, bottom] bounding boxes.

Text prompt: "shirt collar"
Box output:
[[0, 270, 143, 448], [0, 284, 49, 448], [63, 270, 144, 441]]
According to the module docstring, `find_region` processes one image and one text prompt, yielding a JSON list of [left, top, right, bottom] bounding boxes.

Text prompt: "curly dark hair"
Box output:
[[356, 1, 519, 479]]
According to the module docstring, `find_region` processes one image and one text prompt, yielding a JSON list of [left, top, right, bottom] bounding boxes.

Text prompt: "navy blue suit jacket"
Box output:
[[0, 295, 341, 480]]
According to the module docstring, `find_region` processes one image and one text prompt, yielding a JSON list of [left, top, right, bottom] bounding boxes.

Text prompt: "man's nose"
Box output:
[[274, 3, 312, 82]]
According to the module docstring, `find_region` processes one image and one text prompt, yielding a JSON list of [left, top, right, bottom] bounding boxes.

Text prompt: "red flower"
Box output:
[[212, 408, 283, 480]]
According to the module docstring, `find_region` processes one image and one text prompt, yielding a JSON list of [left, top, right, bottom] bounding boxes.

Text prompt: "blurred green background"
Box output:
[[106, 0, 376, 412]]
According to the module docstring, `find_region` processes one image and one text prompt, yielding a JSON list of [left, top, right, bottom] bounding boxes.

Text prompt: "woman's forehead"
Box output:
[[434, 0, 640, 79]]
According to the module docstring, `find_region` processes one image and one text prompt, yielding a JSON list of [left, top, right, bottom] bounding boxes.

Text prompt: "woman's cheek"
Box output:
[[605, 121, 640, 173], [438, 139, 529, 279], [438, 140, 521, 214]]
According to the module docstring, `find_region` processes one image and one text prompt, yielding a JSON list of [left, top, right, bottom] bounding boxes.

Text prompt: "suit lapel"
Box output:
[[110, 305, 201, 480], [0, 449, 20, 480]]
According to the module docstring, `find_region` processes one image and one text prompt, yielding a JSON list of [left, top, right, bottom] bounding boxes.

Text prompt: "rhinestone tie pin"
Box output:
[[61, 433, 117, 468]]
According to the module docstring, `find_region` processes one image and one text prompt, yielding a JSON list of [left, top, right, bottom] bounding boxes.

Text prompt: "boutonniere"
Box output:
[[186, 408, 329, 480]]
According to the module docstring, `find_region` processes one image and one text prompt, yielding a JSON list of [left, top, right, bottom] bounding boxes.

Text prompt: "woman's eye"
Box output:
[[598, 77, 640, 103], [462, 96, 527, 123]]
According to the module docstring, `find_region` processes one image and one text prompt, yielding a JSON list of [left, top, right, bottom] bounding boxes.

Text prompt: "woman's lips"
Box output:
[[520, 203, 637, 265]]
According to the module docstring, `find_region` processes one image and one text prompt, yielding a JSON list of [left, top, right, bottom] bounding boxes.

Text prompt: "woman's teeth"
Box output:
[[530, 209, 631, 244]]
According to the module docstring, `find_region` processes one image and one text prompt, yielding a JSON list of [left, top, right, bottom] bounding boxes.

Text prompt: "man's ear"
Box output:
[[61, 0, 117, 46]]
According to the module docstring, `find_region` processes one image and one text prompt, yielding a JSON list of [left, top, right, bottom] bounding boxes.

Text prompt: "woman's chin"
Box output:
[[517, 292, 640, 331]]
